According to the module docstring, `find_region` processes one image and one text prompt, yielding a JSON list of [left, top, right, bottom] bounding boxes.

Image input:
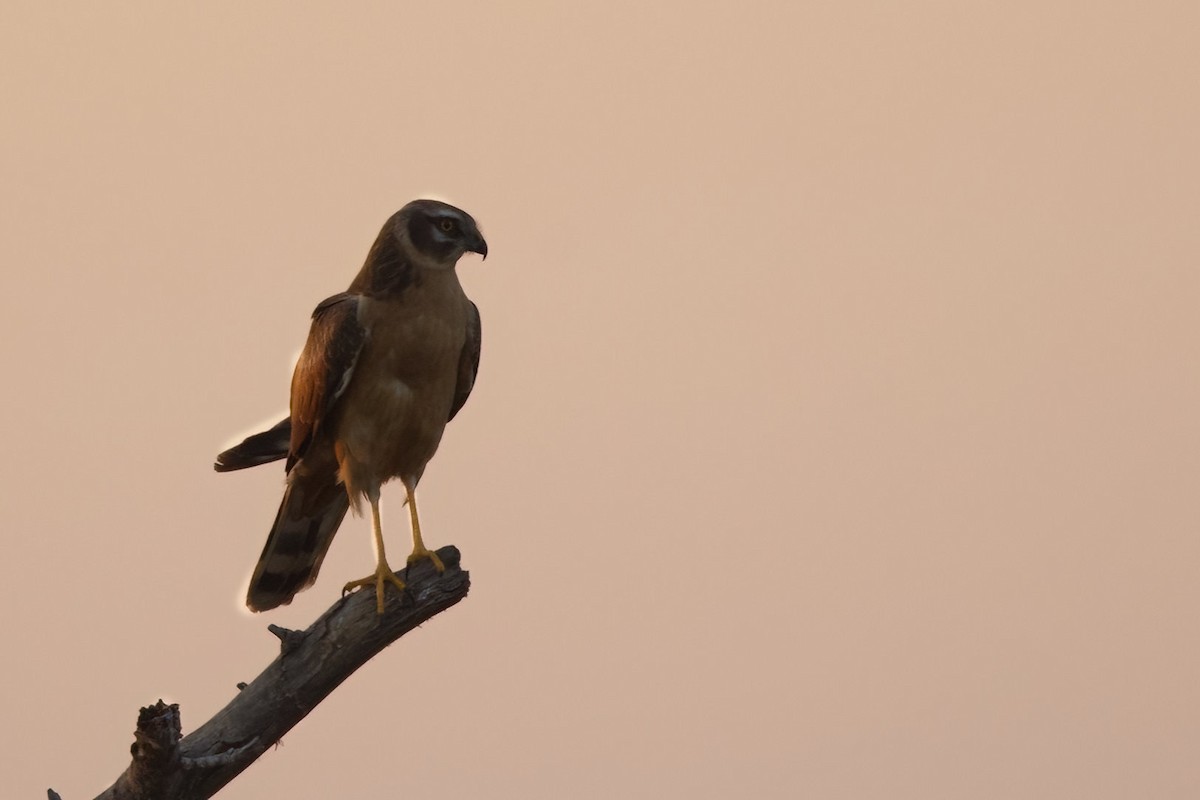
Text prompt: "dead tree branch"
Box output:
[[53, 545, 469, 800]]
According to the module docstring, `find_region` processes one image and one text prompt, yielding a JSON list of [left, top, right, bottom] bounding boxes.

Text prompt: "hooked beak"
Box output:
[[467, 231, 488, 260]]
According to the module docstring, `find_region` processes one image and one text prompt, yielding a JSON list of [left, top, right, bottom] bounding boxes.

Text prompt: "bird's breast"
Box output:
[[334, 278, 470, 486]]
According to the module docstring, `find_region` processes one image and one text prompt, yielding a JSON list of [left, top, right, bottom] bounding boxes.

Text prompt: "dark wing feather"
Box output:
[[448, 301, 481, 422], [213, 417, 290, 471], [287, 293, 365, 470]]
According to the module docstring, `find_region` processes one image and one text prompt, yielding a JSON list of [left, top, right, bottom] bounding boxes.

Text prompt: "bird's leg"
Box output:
[[404, 481, 445, 574], [342, 491, 406, 614]]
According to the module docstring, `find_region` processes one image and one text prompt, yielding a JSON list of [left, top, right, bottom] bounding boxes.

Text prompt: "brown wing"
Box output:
[[242, 294, 363, 611], [448, 300, 481, 422], [287, 293, 365, 471]]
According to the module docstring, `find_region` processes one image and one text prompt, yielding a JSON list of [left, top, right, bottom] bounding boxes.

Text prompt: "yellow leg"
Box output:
[[342, 493, 406, 614], [405, 482, 444, 573]]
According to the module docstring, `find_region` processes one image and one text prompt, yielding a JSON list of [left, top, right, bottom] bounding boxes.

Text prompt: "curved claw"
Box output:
[[343, 561, 407, 614], [407, 546, 445, 574]]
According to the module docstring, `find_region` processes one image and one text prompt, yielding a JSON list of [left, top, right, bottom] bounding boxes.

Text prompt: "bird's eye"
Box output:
[[439, 219, 456, 233]]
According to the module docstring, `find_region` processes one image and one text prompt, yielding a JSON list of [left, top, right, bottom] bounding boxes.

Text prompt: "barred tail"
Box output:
[[246, 475, 350, 612]]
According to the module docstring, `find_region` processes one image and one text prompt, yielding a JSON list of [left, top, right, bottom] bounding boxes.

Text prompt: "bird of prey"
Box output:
[[216, 199, 487, 614]]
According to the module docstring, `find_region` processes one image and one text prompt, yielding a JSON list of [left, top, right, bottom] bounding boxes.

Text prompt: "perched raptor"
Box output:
[[216, 199, 487, 613]]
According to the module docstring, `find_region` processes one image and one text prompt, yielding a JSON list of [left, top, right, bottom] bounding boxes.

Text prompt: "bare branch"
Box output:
[[66, 546, 469, 800]]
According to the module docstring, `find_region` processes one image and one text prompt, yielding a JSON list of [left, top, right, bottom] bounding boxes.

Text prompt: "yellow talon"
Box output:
[[343, 559, 406, 615], [403, 481, 444, 574], [345, 480, 442, 615], [407, 546, 445, 573]]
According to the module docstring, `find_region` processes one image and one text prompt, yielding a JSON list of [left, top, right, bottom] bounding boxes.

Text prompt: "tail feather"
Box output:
[[246, 474, 349, 612]]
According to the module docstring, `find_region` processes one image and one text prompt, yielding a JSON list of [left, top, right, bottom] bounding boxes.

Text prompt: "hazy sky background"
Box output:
[[2, 2, 1197, 798]]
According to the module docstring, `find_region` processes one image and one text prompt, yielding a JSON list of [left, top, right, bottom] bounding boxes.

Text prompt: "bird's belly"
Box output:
[[334, 319, 464, 490]]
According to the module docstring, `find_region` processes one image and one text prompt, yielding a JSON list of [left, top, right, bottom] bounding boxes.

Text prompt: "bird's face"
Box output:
[[400, 199, 488, 269]]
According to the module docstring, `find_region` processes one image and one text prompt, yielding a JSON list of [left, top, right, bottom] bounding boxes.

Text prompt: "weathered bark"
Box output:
[[51, 546, 469, 800]]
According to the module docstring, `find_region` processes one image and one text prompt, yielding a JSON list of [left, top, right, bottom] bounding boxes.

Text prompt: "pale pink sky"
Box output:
[[2, 3, 1198, 799]]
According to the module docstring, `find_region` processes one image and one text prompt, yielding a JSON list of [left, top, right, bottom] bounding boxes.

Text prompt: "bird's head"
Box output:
[[395, 199, 488, 269]]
